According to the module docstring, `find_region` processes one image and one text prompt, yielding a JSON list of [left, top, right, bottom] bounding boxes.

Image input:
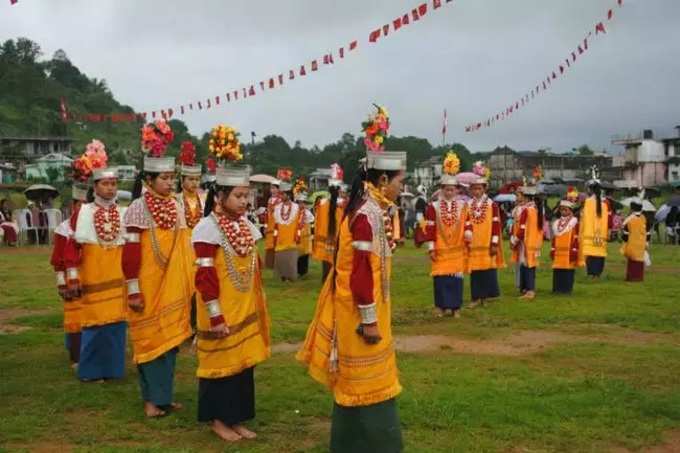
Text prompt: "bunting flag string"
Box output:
[[60, 0, 455, 123], [464, 0, 624, 133]]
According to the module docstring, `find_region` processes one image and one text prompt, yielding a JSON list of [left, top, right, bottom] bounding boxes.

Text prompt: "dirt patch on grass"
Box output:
[[611, 429, 680, 452], [273, 327, 676, 357], [0, 307, 52, 335]]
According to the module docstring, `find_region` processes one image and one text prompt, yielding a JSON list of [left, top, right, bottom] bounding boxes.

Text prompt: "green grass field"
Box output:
[[1, 242, 679, 452]]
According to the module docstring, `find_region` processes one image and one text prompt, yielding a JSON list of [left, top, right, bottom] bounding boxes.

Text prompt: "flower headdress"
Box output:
[[72, 139, 108, 182], [276, 167, 293, 183], [179, 141, 196, 166], [208, 124, 242, 163], [141, 119, 174, 157], [293, 177, 308, 196], [566, 186, 579, 202], [206, 157, 217, 174], [443, 152, 460, 176], [362, 104, 390, 152]]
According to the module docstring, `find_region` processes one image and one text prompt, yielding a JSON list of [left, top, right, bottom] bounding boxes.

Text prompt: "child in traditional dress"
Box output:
[[192, 158, 271, 442], [293, 178, 314, 278], [510, 183, 544, 300], [417, 152, 468, 317], [621, 197, 650, 282], [63, 141, 128, 382], [50, 184, 88, 368], [464, 162, 505, 307], [123, 120, 193, 417], [298, 105, 404, 453], [551, 189, 580, 294], [273, 180, 311, 282]]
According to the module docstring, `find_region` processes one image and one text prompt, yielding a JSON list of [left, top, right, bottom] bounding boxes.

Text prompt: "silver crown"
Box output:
[[143, 156, 176, 173], [216, 166, 250, 187], [365, 150, 407, 171]]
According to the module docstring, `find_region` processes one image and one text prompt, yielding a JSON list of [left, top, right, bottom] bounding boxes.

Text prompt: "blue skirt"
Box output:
[[519, 265, 536, 292], [433, 275, 463, 310], [137, 347, 178, 408], [585, 256, 605, 276], [470, 269, 500, 301], [552, 269, 575, 294], [78, 321, 126, 381]]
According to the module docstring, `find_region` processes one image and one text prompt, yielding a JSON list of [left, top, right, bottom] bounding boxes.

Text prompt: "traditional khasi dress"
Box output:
[[312, 196, 346, 283], [273, 200, 307, 281], [511, 201, 544, 294], [51, 205, 82, 366], [297, 202, 315, 277], [464, 194, 505, 301], [192, 209, 271, 426], [297, 183, 403, 453], [621, 212, 649, 282], [264, 194, 281, 269], [578, 195, 610, 277], [177, 187, 204, 331], [63, 194, 128, 381], [419, 197, 469, 312], [122, 187, 193, 409], [551, 214, 579, 293]]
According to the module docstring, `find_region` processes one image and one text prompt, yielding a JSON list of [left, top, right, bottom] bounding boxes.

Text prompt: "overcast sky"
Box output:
[[2, 0, 679, 153]]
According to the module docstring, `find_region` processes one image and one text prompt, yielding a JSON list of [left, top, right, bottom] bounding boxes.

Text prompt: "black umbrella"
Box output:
[[24, 184, 60, 201]]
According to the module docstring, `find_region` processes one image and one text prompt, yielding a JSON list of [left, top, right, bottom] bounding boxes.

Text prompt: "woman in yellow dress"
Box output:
[[417, 153, 468, 317], [192, 163, 271, 442], [122, 120, 193, 417], [621, 198, 650, 282], [63, 142, 127, 382], [298, 148, 407, 453], [273, 180, 310, 281], [312, 164, 346, 282], [294, 181, 314, 278], [579, 167, 610, 278]]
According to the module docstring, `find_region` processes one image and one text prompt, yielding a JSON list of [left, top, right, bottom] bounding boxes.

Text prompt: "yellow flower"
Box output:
[[375, 136, 384, 144]]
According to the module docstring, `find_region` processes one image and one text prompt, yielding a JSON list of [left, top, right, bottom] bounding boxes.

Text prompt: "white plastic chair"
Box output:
[[44, 208, 63, 244], [15, 208, 34, 245]]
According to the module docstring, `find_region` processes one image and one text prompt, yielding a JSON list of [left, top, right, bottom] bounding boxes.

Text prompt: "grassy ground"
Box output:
[[1, 241, 679, 452]]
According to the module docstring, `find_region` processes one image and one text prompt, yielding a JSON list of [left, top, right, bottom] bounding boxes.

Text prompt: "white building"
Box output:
[[612, 128, 680, 188], [413, 156, 442, 191], [24, 152, 73, 182], [116, 165, 138, 181]]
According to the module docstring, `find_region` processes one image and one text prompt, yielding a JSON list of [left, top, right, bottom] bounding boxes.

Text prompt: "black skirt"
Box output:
[[470, 269, 500, 300], [585, 256, 605, 276], [198, 367, 255, 425], [552, 269, 575, 294], [298, 254, 310, 276]]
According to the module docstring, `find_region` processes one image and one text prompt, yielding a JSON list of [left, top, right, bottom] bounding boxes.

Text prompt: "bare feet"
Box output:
[[434, 308, 445, 318], [170, 402, 183, 411], [212, 420, 242, 442], [144, 401, 166, 418], [453, 310, 461, 319], [469, 300, 481, 308], [232, 424, 257, 439], [520, 291, 536, 300]]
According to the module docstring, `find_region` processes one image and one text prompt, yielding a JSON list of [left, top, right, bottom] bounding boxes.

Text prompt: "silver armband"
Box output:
[[491, 235, 499, 244], [425, 241, 435, 252], [195, 257, 214, 267], [55, 271, 66, 286], [205, 299, 222, 318], [66, 268, 79, 281], [126, 279, 140, 295], [358, 303, 377, 325], [125, 232, 140, 243], [352, 240, 372, 252]]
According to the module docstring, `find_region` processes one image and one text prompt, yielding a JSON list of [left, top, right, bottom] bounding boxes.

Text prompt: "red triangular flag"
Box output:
[[393, 17, 402, 31], [608, 9, 613, 20], [249, 85, 256, 96], [584, 38, 589, 50], [278, 74, 284, 85], [382, 24, 390, 37], [300, 65, 307, 76], [10, 0, 18, 4], [402, 13, 410, 25], [243, 87, 247, 98], [577, 45, 584, 54], [369, 29, 381, 43], [349, 40, 358, 51], [552, 71, 557, 80], [418, 3, 427, 16], [433, 0, 442, 9], [189, 103, 193, 110], [206, 99, 211, 109], [329, 53, 334, 64], [412, 8, 420, 21], [198, 101, 203, 110], [226, 93, 231, 102], [618, 0, 622, 5], [572, 51, 577, 62], [595, 22, 606, 34], [260, 81, 265, 90], [152, 111, 156, 118], [339, 47, 345, 58], [215, 96, 220, 105], [180, 106, 185, 115], [233, 90, 239, 100], [289, 69, 295, 80], [566, 58, 570, 68], [311, 60, 318, 71], [269, 78, 275, 89], [559, 65, 564, 74], [168, 108, 173, 118], [323, 54, 329, 64]]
